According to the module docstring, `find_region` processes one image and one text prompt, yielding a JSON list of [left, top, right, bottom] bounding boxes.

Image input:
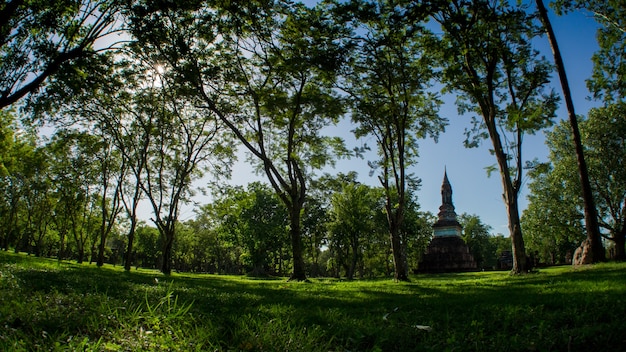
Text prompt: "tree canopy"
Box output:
[[0, 0, 123, 109], [0, 0, 622, 278]]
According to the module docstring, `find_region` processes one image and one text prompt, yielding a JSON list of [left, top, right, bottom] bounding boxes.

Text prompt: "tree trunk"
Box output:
[[96, 229, 107, 267], [485, 108, 528, 273], [614, 222, 625, 261], [348, 239, 359, 280], [287, 204, 307, 281], [124, 218, 137, 271], [58, 231, 66, 260], [161, 227, 174, 275], [389, 220, 409, 281], [535, 0, 604, 262], [77, 243, 84, 264], [503, 187, 528, 273]]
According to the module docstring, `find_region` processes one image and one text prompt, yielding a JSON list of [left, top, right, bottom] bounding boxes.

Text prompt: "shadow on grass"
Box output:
[[2, 251, 625, 351]]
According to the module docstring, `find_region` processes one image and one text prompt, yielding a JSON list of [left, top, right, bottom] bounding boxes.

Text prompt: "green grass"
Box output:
[[1, 252, 624, 351]]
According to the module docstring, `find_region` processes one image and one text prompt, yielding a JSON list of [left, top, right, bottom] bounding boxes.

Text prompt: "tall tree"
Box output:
[[16, 144, 54, 257], [584, 105, 626, 260], [128, 1, 349, 280], [138, 69, 231, 275], [0, 110, 32, 250], [305, 172, 360, 277], [47, 130, 100, 263], [327, 183, 384, 279], [92, 136, 124, 266], [0, 0, 122, 109], [535, 0, 605, 263], [339, 0, 444, 281], [459, 213, 497, 270], [207, 183, 289, 276], [553, 0, 625, 102], [100, 58, 153, 272], [522, 161, 585, 264], [433, 0, 558, 273], [524, 107, 626, 261]]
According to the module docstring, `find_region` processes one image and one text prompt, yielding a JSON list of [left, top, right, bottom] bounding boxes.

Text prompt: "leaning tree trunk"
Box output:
[[535, 0, 604, 262]]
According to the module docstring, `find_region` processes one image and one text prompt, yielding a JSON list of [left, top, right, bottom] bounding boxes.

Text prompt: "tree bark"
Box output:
[[160, 224, 175, 275], [503, 186, 528, 273], [613, 220, 625, 260], [348, 238, 359, 280], [613, 233, 625, 261], [535, 0, 605, 262], [388, 218, 409, 281], [287, 203, 307, 281], [97, 227, 107, 267], [483, 104, 529, 273], [124, 218, 137, 271]]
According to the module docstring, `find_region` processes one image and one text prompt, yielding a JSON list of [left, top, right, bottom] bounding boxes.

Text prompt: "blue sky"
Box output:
[[180, 3, 602, 236]]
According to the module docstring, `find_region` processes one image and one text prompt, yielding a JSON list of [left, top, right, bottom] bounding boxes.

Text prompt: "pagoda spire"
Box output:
[[433, 169, 462, 236], [442, 168, 453, 206]]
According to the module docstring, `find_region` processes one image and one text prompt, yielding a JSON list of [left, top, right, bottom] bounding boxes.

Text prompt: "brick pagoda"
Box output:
[[417, 170, 477, 273]]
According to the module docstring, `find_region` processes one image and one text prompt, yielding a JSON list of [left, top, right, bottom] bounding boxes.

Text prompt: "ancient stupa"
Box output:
[[417, 170, 477, 273]]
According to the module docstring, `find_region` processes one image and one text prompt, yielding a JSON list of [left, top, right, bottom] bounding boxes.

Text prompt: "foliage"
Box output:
[[0, 0, 122, 109], [433, 0, 558, 273], [126, 0, 350, 280], [553, 0, 626, 101], [327, 183, 386, 279], [337, 0, 445, 281], [523, 104, 626, 261], [459, 213, 498, 269], [2, 251, 626, 351], [199, 183, 290, 277]]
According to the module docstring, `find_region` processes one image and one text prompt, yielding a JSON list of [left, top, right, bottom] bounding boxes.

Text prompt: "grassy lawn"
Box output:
[[1, 251, 624, 351]]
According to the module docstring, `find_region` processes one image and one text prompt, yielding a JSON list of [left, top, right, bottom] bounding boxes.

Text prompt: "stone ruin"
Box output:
[[416, 170, 477, 273]]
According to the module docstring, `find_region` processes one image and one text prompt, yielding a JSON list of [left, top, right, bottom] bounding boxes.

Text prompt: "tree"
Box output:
[[99, 58, 153, 272], [535, 0, 605, 263], [339, 0, 444, 281], [47, 130, 101, 263], [553, 0, 625, 102], [31, 50, 157, 269], [327, 183, 384, 279], [584, 105, 626, 260], [434, 0, 558, 273], [459, 213, 497, 270], [93, 136, 124, 267], [138, 71, 231, 276], [0, 117, 56, 256], [395, 198, 433, 275], [522, 162, 585, 264], [0, 110, 33, 250], [194, 197, 245, 275], [306, 172, 359, 277], [524, 106, 626, 261], [199, 183, 290, 276], [16, 144, 55, 257], [134, 223, 161, 269], [0, 0, 122, 109], [238, 183, 289, 276], [127, 1, 349, 280], [236, 184, 287, 276]]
